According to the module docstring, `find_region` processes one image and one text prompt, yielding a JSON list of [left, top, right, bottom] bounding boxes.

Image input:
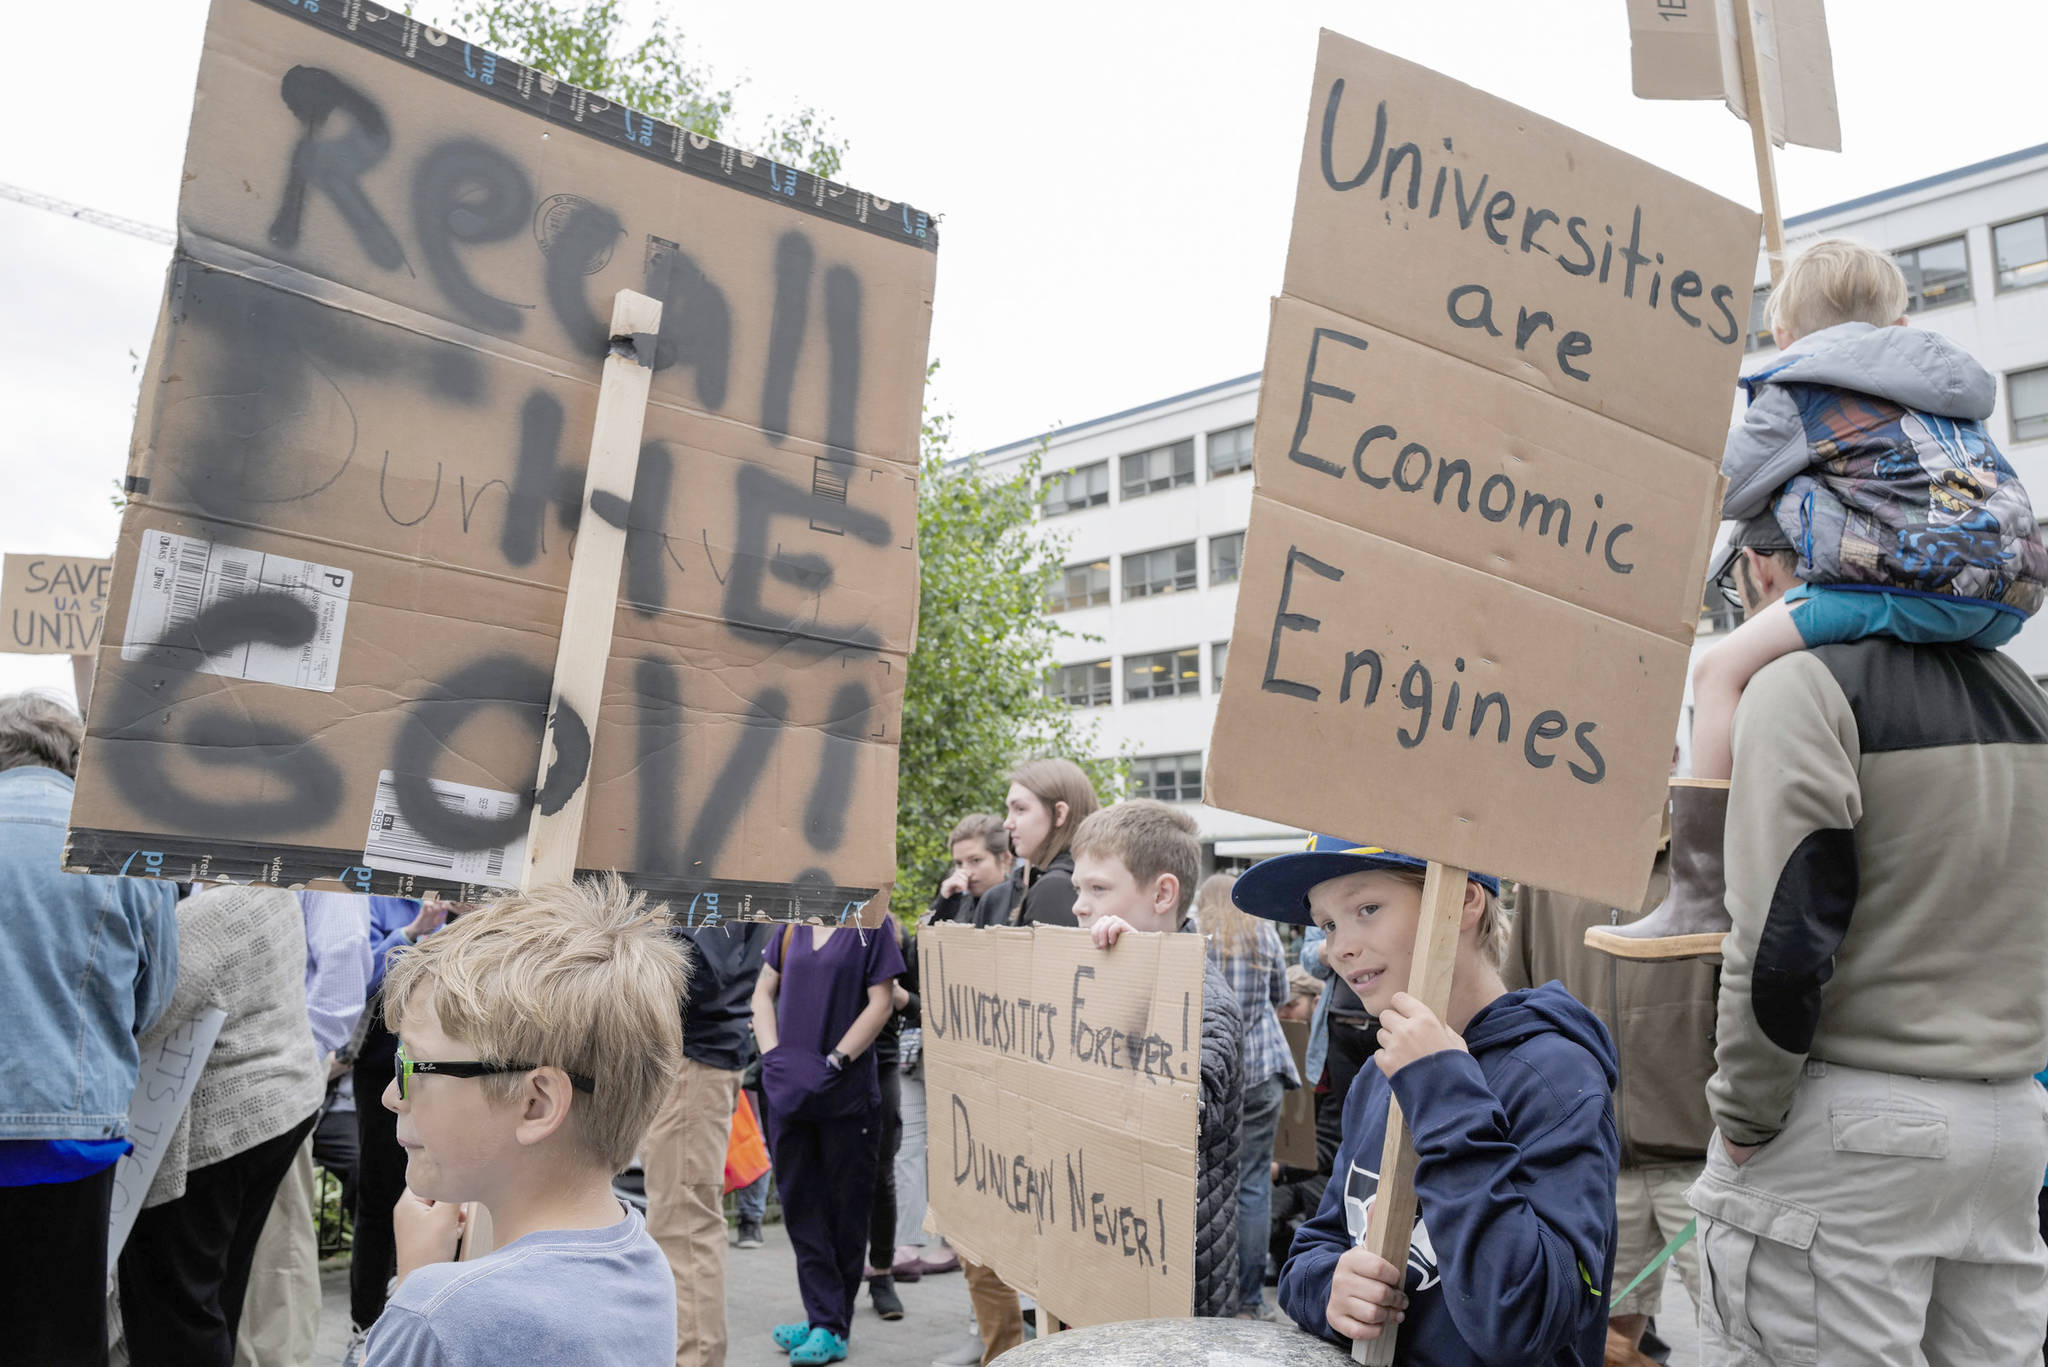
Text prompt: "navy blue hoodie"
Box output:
[[1277, 983, 1620, 1366]]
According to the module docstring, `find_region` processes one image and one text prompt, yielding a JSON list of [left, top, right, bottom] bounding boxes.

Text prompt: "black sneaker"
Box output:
[[868, 1274, 905, 1321], [735, 1219, 764, 1249]]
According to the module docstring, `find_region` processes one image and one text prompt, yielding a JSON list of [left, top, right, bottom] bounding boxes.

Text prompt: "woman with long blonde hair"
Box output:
[[1196, 873, 1301, 1318]]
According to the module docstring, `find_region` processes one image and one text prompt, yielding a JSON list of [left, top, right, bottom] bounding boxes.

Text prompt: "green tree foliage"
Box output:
[[430, 0, 845, 177], [896, 395, 1124, 903]]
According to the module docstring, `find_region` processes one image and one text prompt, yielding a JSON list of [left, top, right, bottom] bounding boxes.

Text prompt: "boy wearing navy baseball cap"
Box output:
[[1241, 837, 1620, 1367]]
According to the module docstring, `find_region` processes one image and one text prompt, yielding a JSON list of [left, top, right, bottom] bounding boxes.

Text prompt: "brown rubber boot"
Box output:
[[1584, 778, 1730, 961]]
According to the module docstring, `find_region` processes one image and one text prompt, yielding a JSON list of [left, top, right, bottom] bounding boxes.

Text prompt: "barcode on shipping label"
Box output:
[[362, 770, 526, 889], [120, 530, 352, 691]]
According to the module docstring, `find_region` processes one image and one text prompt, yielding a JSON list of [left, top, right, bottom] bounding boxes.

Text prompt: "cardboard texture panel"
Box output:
[[1285, 31, 1760, 459], [1274, 1017, 1316, 1171], [1627, 0, 1841, 152], [921, 925, 1201, 1328], [1257, 297, 1723, 645], [66, 0, 936, 914], [3, 555, 113, 656]]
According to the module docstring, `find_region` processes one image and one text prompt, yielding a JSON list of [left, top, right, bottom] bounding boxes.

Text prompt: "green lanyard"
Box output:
[[1611, 1218, 1698, 1304]]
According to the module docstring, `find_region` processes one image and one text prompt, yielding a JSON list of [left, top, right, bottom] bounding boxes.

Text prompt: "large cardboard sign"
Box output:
[[1209, 33, 1756, 910], [3, 554, 112, 656], [67, 0, 937, 917], [921, 924, 1203, 1327], [1627, 0, 1841, 152]]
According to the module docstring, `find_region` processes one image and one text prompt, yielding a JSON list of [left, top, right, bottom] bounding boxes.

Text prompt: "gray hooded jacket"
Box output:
[[1723, 322, 2046, 610]]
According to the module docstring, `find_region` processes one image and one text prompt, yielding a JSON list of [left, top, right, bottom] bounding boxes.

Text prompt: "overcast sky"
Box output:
[[3, 0, 2044, 700]]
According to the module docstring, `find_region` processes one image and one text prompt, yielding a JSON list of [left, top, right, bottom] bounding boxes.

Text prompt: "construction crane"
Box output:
[[0, 180, 172, 246]]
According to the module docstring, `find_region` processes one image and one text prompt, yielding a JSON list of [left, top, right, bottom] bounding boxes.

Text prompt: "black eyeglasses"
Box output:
[[395, 1045, 596, 1100]]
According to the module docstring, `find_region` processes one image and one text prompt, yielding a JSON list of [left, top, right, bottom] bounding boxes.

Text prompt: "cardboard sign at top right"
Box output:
[[1285, 32, 1761, 462]]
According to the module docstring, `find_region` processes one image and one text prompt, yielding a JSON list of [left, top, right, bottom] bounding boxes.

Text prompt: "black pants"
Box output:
[[1316, 1015, 1376, 1175], [119, 1111, 318, 1367], [867, 1064, 904, 1270], [0, 1165, 116, 1366], [312, 1087, 360, 1219], [351, 1026, 406, 1330], [767, 1101, 882, 1339]]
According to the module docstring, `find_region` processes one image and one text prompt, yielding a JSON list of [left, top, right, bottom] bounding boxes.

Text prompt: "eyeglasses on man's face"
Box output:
[[394, 1044, 596, 1101]]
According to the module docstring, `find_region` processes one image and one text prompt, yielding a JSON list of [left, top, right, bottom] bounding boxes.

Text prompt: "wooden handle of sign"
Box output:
[[1353, 861, 1467, 1366], [1733, 0, 1786, 286], [1037, 1306, 1061, 1337], [520, 290, 664, 892]]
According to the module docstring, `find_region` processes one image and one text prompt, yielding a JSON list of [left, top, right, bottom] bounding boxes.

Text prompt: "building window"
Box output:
[[1042, 461, 1108, 518], [1994, 214, 2048, 292], [1896, 237, 1971, 313], [1209, 532, 1244, 586], [1744, 285, 1772, 352], [2011, 366, 2048, 444], [1120, 439, 1195, 500], [1046, 660, 1112, 708], [1131, 752, 1204, 803], [1125, 647, 1200, 702], [1123, 542, 1198, 600], [1208, 423, 1254, 478], [1212, 641, 1229, 692], [1048, 559, 1110, 613]]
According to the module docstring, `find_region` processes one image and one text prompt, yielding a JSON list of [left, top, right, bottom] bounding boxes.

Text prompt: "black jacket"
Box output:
[[1017, 851, 1079, 928], [1195, 957, 1245, 1317], [677, 924, 774, 1071]]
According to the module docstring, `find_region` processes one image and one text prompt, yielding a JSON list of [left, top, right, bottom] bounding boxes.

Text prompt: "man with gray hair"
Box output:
[[0, 691, 180, 1365]]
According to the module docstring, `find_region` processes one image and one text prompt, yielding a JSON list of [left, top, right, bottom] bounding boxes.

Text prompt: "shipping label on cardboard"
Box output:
[[2, 554, 112, 657], [1211, 32, 1754, 910], [66, 0, 936, 912], [921, 924, 1202, 1328]]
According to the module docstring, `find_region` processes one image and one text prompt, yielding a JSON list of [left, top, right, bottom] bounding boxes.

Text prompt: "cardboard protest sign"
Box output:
[[1275, 1017, 1316, 1171], [109, 1007, 227, 1263], [3, 554, 112, 656], [1208, 33, 1757, 910], [1627, 0, 1841, 152], [921, 924, 1202, 1327], [67, 0, 936, 919]]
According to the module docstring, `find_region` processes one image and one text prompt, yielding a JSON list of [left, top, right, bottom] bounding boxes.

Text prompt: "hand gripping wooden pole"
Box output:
[[521, 289, 664, 892], [1354, 861, 1467, 1366], [1734, 0, 1787, 287]]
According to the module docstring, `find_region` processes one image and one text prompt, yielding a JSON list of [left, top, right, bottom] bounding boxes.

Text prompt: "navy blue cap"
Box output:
[[1231, 834, 1502, 927]]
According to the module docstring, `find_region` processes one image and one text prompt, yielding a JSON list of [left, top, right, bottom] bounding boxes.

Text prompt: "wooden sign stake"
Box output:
[[1354, 861, 1466, 1366], [1733, 0, 1787, 287], [460, 289, 662, 1262]]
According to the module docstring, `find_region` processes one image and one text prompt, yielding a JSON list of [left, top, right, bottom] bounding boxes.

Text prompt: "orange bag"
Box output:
[[723, 1088, 771, 1195]]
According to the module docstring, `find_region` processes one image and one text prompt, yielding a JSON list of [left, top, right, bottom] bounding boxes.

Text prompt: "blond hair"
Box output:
[[1008, 757, 1101, 867], [1195, 873, 1265, 961], [1383, 868, 1507, 969], [1071, 799, 1200, 919], [383, 875, 689, 1173], [1766, 238, 1909, 341]]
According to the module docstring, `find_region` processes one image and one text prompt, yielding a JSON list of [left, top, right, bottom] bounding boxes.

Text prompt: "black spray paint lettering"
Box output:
[[412, 138, 534, 334], [532, 699, 591, 817], [641, 240, 731, 409], [270, 66, 405, 270], [725, 466, 891, 653], [388, 655, 552, 851]]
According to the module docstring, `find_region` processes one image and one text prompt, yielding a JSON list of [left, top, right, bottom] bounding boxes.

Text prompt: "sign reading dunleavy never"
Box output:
[[68, 0, 937, 918], [1208, 32, 1758, 909], [921, 924, 1204, 1327]]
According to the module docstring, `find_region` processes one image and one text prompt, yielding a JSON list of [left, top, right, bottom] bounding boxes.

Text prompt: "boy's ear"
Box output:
[[1459, 878, 1487, 933], [1153, 872, 1180, 920], [512, 1068, 579, 1148]]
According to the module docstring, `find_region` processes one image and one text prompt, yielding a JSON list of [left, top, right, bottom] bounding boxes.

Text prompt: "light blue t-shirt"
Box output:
[[364, 1206, 675, 1366]]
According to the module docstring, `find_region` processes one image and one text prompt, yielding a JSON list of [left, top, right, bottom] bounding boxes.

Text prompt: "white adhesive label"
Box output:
[[363, 769, 526, 889], [121, 530, 352, 691]]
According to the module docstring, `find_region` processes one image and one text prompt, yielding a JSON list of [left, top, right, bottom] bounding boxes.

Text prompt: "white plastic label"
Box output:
[[121, 530, 352, 691], [362, 769, 525, 889]]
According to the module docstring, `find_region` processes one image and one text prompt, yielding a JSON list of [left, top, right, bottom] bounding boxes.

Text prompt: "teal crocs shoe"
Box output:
[[772, 1322, 812, 1352], [789, 1327, 849, 1365]]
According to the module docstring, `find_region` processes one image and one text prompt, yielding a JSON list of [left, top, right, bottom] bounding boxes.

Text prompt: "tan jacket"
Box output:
[[1504, 846, 1718, 1165]]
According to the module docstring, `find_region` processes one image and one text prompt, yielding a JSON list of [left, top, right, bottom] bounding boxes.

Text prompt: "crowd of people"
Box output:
[[3, 235, 2047, 1367]]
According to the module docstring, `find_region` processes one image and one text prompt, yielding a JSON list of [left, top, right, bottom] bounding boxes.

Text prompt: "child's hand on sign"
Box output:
[[1088, 914, 1137, 950], [1372, 991, 1469, 1078], [1326, 1245, 1408, 1341]]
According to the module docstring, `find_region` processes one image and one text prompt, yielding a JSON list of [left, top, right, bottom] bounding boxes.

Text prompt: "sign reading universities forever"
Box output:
[[1208, 32, 1758, 909], [67, 0, 937, 915], [921, 924, 1203, 1327]]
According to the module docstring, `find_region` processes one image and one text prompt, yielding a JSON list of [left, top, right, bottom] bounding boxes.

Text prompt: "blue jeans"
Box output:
[[736, 1171, 769, 1223], [1238, 1074, 1287, 1310]]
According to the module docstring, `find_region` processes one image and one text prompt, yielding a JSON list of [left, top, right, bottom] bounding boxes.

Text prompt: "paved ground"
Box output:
[[315, 1224, 1697, 1365]]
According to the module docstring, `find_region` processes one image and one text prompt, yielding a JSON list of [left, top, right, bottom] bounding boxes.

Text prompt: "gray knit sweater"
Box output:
[[141, 887, 326, 1206]]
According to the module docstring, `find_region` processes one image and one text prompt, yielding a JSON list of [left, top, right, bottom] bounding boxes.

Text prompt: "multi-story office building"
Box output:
[[979, 141, 2048, 864]]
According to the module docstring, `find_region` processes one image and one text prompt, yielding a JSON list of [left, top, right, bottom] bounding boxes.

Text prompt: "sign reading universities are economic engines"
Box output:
[[66, 0, 937, 916], [1208, 32, 1759, 909]]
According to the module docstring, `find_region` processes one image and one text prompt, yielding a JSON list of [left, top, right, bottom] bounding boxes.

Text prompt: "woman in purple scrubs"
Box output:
[[750, 920, 905, 1365]]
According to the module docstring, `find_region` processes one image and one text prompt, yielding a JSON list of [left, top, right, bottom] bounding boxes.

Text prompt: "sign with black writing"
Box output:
[[3, 554, 113, 656], [109, 1007, 227, 1264], [921, 924, 1202, 1327], [67, 0, 937, 917], [1209, 33, 1756, 910], [1627, 0, 1842, 153]]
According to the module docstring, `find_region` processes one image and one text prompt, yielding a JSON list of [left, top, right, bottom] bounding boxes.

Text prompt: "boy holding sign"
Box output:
[[1238, 839, 1619, 1365]]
